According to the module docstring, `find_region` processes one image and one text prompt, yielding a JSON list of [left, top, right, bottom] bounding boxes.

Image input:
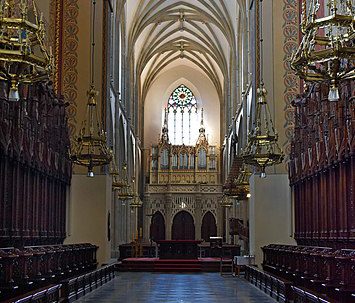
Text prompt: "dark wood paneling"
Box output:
[[262, 244, 355, 303], [289, 81, 355, 248], [0, 82, 71, 247]]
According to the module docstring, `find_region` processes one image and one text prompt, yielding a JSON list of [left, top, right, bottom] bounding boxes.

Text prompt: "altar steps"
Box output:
[[154, 260, 201, 272], [118, 258, 232, 273]]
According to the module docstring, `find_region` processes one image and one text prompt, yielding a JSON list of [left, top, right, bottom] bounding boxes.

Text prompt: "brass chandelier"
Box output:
[[243, 0, 284, 178], [130, 193, 143, 208], [291, 0, 355, 101], [232, 166, 252, 200], [70, 0, 112, 177], [115, 163, 134, 200], [110, 158, 125, 192], [0, 0, 53, 101], [220, 195, 233, 208]]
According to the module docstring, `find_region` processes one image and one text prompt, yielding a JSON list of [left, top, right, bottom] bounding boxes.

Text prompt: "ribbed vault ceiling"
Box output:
[[128, 0, 242, 104]]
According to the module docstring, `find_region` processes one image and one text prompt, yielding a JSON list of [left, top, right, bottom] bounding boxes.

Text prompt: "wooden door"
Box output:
[[150, 211, 165, 241], [172, 211, 195, 240], [201, 211, 217, 242]]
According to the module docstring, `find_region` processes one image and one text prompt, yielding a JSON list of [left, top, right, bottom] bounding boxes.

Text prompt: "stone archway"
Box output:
[[150, 211, 165, 241], [172, 211, 195, 240], [201, 211, 217, 242]]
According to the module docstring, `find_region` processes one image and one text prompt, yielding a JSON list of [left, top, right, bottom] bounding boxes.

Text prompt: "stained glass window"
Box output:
[[168, 85, 197, 109], [166, 84, 199, 145]]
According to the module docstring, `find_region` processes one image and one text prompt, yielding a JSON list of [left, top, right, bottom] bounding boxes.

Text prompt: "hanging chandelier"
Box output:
[[116, 163, 134, 200], [110, 158, 125, 192], [220, 195, 233, 208], [231, 166, 252, 200], [291, 0, 355, 102], [70, 0, 112, 176], [130, 193, 143, 208], [0, 0, 53, 101], [243, 83, 284, 178], [243, 0, 284, 178]]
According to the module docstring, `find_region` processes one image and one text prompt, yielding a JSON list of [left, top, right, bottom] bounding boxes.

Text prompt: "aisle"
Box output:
[[76, 272, 276, 303]]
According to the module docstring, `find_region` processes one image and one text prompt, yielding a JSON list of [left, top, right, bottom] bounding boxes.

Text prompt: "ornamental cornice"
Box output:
[[146, 184, 223, 194]]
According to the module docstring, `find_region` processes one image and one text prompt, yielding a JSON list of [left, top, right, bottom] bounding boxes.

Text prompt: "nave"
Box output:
[[0, 0, 354, 303], [75, 272, 276, 303]]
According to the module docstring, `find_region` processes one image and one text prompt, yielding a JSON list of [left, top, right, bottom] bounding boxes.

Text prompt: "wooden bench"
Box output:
[[262, 244, 355, 303], [291, 285, 339, 303], [2, 284, 61, 303], [245, 265, 293, 302], [60, 263, 116, 303], [0, 243, 98, 300]]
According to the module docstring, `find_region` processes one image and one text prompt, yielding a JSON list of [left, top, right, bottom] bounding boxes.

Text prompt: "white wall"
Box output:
[[144, 65, 220, 148], [65, 175, 112, 266], [249, 174, 296, 265]]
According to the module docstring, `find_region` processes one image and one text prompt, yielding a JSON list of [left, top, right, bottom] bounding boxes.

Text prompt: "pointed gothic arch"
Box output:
[[201, 211, 217, 242], [172, 211, 195, 240], [150, 211, 165, 241], [118, 116, 126, 170], [166, 84, 200, 145]]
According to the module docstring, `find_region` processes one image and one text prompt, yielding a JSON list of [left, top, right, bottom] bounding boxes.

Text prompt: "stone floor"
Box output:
[[76, 272, 276, 303]]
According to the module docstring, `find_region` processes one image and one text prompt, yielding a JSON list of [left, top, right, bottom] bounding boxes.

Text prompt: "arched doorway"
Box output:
[[201, 211, 217, 242], [172, 211, 195, 240], [150, 211, 165, 241]]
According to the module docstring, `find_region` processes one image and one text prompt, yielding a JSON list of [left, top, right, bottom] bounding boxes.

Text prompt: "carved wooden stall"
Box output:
[[0, 243, 98, 300], [0, 81, 114, 302], [0, 82, 71, 248], [254, 81, 355, 302], [262, 244, 355, 303], [289, 81, 355, 248]]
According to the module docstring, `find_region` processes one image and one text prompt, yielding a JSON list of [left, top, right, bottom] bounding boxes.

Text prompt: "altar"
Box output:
[[157, 240, 202, 259]]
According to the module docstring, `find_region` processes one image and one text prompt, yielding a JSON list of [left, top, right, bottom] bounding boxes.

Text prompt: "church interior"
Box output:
[[0, 0, 354, 302]]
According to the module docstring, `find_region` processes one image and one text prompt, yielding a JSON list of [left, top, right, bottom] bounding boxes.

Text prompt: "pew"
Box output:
[[261, 244, 355, 303], [60, 263, 116, 303], [245, 265, 293, 302], [2, 284, 61, 303], [291, 285, 338, 303], [0, 243, 98, 301]]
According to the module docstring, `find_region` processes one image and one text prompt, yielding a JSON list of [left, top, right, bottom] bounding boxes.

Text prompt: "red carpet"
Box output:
[[118, 258, 232, 272]]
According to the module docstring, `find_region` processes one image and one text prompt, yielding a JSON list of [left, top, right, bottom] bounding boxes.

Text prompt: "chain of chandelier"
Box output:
[[0, 0, 141, 206], [222, 0, 354, 206]]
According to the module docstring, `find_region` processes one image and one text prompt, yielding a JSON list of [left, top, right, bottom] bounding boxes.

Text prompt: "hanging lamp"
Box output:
[[116, 163, 134, 200], [243, 0, 284, 178], [71, 0, 112, 177], [232, 165, 252, 200], [220, 195, 233, 208], [0, 0, 53, 101], [110, 157, 125, 192], [291, 0, 354, 102], [130, 193, 143, 208]]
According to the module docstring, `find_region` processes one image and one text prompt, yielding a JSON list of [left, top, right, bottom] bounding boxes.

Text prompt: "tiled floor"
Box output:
[[76, 272, 276, 303]]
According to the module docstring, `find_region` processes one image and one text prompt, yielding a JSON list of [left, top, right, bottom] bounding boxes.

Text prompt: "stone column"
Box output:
[[195, 192, 202, 240], [216, 195, 224, 237], [111, 194, 119, 258], [165, 191, 173, 240], [143, 193, 151, 242]]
